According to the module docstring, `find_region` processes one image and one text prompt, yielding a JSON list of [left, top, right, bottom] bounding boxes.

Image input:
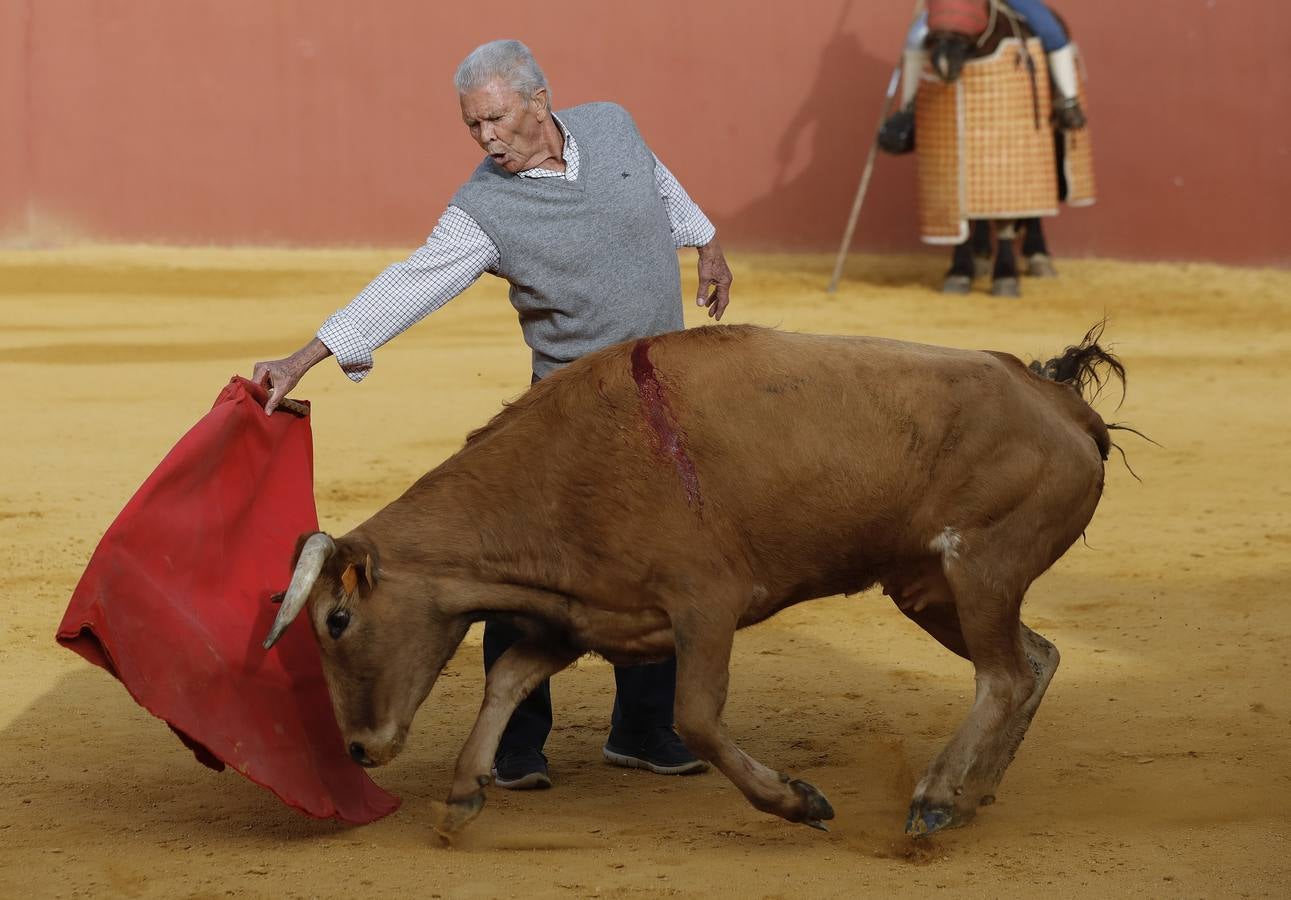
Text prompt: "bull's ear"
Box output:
[[332, 536, 379, 598], [362, 553, 377, 590]]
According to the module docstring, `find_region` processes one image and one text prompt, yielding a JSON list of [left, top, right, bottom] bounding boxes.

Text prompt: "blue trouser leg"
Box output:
[[610, 657, 678, 738], [905, 11, 929, 49], [484, 617, 553, 757], [1006, 0, 1069, 52]]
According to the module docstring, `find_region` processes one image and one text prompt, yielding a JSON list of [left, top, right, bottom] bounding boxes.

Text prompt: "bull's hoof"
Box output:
[[990, 277, 1020, 298], [1025, 253, 1058, 278], [434, 788, 487, 840], [905, 799, 962, 837], [788, 778, 836, 824], [973, 256, 992, 280], [942, 274, 973, 294]]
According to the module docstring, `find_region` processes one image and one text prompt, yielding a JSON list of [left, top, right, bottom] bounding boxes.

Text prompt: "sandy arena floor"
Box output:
[[1, 247, 1288, 898]]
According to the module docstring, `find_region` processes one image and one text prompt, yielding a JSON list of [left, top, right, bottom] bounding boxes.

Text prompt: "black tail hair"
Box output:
[[1029, 321, 1156, 479], [1027, 320, 1126, 407]]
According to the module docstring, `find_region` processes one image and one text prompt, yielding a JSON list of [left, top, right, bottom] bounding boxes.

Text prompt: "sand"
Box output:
[[1, 247, 1288, 898]]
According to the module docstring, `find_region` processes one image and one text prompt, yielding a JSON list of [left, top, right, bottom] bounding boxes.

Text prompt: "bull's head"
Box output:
[[926, 0, 988, 83], [262, 531, 470, 767]]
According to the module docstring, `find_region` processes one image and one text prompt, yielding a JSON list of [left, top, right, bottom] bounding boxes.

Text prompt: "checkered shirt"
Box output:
[[318, 115, 716, 381]]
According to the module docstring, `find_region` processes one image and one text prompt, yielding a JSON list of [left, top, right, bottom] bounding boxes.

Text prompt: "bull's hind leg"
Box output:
[[906, 571, 1048, 836], [670, 610, 835, 830], [886, 564, 969, 659], [974, 622, 1060, 801]]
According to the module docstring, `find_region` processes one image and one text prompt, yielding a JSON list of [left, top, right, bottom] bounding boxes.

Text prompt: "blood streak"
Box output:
[[630, 339, 702, 510]]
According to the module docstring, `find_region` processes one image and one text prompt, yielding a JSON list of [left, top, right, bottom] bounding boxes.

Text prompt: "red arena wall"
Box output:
[[1, 0, 1288, 265]]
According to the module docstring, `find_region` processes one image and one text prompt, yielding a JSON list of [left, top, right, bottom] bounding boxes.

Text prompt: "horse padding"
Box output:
[[1062, 48, 1096, 207], [916, 37, 1080, 244]]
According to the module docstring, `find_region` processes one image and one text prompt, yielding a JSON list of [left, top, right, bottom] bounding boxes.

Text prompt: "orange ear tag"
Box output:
[[341, 563, 359, 598]]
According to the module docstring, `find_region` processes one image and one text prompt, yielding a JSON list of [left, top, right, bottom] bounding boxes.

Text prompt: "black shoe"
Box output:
[[1054, 97, 1086, 130], [603, 727, 708, 776], [878, 105, 916, 155], [491, 750, 552, 790]]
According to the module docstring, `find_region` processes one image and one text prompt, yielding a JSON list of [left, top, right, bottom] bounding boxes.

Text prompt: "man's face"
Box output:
[[459, 78, 549, 174]]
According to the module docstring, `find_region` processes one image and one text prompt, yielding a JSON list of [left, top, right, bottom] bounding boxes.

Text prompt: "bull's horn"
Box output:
[[262, 532, 336, 650]]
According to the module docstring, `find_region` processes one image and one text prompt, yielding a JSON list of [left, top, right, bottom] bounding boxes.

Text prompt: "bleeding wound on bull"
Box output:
[[630, 338, 702, 510]]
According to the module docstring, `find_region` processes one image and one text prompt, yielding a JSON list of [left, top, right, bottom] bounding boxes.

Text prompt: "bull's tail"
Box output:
[[1028, 321, 1125, 405], [1029, 321, 1151, 476]]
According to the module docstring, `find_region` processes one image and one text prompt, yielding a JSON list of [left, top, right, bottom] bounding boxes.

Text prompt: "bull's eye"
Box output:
[[326, 609, 351, 640]]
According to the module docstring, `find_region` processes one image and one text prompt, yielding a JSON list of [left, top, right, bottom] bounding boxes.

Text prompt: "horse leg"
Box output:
[[971, 220, 994, 279], [943, 232, 976, 294], [1021, 218, 1058, 277], [990, 221, 1021, 297]]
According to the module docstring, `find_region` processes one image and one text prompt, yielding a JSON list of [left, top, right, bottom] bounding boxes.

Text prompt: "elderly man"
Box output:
[[251, 39, 731, 792]]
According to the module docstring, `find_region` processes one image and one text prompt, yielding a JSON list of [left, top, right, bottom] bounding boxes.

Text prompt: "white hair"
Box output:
[[454, 40, 551, 107]]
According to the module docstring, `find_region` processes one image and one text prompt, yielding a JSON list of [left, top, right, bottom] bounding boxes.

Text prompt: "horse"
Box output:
[[882, 0, 1080, 295]]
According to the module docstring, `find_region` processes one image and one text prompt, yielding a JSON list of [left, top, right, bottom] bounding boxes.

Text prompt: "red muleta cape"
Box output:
[[56, 376, 399, 824]]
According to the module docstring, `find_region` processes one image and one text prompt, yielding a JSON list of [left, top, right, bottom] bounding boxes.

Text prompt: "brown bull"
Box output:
[[262, 323, 1123, 837]]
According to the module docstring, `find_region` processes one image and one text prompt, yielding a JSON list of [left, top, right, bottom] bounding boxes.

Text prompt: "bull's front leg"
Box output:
[[435, 638, 579, 839], [670, 611, 835, 831]]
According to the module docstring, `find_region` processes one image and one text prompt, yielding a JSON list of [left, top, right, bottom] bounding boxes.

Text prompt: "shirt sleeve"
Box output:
[[652, 154, 717, 249], [316, 206, 499, 382]]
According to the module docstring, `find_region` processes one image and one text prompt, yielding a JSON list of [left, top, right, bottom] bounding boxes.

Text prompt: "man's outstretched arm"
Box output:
[[250, 207, 498, 413]]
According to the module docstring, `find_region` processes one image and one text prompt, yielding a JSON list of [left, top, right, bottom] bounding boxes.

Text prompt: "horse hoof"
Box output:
[[1026, 253, 1058, 278], [973, 257, 992, 280], [990, 278, 1020, 298], [942, 275, 973, 294]]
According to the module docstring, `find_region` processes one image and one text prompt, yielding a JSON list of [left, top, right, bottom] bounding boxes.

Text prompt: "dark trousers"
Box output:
[[483, 617, 678, 758], [485, 367, 678, 759]]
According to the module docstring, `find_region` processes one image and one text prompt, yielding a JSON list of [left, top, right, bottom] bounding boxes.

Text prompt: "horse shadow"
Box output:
[[720, 10, 924, 277]]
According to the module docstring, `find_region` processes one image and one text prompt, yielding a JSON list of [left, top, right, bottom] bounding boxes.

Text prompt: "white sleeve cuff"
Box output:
[[317, 314, 374, 383]]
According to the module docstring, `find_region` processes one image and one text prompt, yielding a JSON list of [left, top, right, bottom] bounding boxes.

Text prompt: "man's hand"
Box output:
[[251, 338, 331, 415], [696, 238, 733, 321]]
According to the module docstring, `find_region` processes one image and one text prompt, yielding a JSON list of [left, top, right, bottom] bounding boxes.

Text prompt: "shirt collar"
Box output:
[[516, 113, 580, 181]]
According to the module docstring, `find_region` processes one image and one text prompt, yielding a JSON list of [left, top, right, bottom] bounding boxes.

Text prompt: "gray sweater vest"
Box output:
[[451, 102, 683, 379]]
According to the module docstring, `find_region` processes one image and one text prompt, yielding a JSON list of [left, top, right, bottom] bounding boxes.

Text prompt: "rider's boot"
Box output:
[[1047, 44, 1086, 130], [879, 49, 925, 155]]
